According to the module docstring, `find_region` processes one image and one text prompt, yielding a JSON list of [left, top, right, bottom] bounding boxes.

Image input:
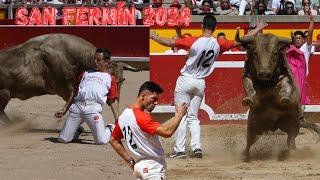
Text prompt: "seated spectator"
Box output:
[[283, 1, 298, 14], [4, 0, 13, 4], [153, 0, 163, 8], [184, 0, 205, 10], [255, 0, 268, 15], [272, 0, 295, 15], [295, 0, 318, 14], [170, 0, 182, 9], [131, 0, 143, 4], [197, 0, 215, 14], [128, 2, 142, 19], [215, 0, 240, 15], [70, 0, 82, 4], [298, 0, 318, 15], [229, 0, 251, 15]]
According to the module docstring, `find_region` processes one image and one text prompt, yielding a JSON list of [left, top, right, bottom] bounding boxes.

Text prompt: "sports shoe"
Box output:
[[169, 152, 186, 159], [193, 148, 203, 158], [106, 124, 115, 132], [73, 126, 85, 141], [77, 126, 85, 135]]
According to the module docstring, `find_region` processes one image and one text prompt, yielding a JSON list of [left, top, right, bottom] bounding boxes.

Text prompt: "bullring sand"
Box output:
[[1, 71, 320, 180]]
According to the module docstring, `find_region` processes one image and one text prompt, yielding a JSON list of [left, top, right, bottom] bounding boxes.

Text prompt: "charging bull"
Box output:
[[237, 32, 301, 161], [0, 34, 141, 126]]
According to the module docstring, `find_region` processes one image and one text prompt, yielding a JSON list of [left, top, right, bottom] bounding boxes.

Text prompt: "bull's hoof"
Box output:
[[0, 119, 13, 128], [280, 97, 291, 105], [278, 149, 290, 161], [241, 151, 251, 162], [242, 97, 253, 106], [242, 156, 251, 162]]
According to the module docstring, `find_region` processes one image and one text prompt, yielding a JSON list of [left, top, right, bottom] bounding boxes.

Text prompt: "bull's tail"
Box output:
[[120, 62, 142, 72], [300, 120, 320, 142]]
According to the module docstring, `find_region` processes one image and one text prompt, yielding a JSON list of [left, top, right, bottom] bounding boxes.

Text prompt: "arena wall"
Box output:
[[150, 53, 320, 125], [0, 26, 149, 57]]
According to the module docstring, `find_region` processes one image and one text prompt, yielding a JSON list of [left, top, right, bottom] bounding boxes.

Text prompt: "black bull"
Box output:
[[0, 34, 141, 126], [238, 33, 302, 161]]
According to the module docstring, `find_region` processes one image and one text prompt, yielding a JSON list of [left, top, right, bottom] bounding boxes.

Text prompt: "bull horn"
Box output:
[[121, 62, 142, 72], [278, 37, 292, 44], [235, 28, 240, 42], [239, 36, 255, 44]]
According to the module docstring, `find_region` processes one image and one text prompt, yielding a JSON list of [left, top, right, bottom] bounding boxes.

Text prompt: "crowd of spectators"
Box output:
[[2, 0, 320, 16], [0, 0, 148, 5], [157, 0, 320, 16]]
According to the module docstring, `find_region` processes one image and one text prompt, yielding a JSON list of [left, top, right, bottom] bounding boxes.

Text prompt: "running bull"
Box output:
[[0, 34, 141, 126], [237, 32, 301, 161]]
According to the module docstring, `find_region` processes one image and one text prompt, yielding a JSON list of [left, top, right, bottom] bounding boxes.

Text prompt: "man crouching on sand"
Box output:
[[110, 81, 187, 180]]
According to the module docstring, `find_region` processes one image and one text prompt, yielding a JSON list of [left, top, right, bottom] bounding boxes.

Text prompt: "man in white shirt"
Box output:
[[55, 48, 119, 145], [150, 15, 267, 159], [110, 81, 187, 180], [291, 12, 314, 122]]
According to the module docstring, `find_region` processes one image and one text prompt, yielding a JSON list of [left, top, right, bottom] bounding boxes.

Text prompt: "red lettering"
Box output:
[[101, 7, 112, 25], [167, 7, 178, 26], [88, 7, 101, 25], [15, 7, 28, 25], [28, 7, 42, 25], [143, 7, 155, 26], [42, 7, 56, 25], [179, 7, 191, 26], [109, 7, 118, 25], [122, 7, 136, 25], [75, 7, 89, 25], [155, 7, 166, 26], [62, 7, 76, 25], [117, 1, 125, 25]]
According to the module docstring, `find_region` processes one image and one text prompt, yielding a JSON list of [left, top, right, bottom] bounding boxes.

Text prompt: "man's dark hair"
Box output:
[[294, 31, 305, 38], [217, 32, 226, 37], [138, 81, 164, 96], [96, 48, 111, 61], [202, 0, 213, 7], [202, 14, 216, 31]]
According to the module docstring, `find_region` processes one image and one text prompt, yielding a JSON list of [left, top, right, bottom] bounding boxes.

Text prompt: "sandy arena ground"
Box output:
[[1, 71, 320, 180]]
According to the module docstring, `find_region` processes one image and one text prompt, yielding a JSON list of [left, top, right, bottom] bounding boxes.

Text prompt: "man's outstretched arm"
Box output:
[[150, 30, 176, 47]]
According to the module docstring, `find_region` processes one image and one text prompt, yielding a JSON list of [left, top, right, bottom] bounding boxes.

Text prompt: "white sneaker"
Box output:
[[73, 126, 85, 141], [105, 124, 115, 132]]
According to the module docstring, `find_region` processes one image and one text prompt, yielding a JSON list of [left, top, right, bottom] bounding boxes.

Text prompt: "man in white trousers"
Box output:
[[150, 15, 267, 159], [55, 48, 119, 144], [110, 81, 187, 180]]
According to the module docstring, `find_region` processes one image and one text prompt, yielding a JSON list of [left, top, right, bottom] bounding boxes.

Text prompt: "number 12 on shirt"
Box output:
[[197, 49, 215, 68]]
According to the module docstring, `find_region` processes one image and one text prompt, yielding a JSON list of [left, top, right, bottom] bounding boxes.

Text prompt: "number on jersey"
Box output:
[[122, 126, 137, 149], [197, 49, 214, 68]]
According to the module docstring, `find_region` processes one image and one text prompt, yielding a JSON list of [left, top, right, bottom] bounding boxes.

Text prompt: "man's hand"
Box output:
[[127, 158, 135, 171], [307, 7, 314, 21], [54, 110, 66, 118], [175, 102, 187, 118], [256, 20, 268, 31], [150, 30, 157, 39]]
